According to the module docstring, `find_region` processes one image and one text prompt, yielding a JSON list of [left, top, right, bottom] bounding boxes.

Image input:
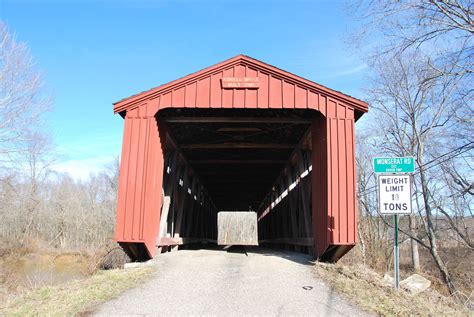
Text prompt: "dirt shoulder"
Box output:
[[313, 262, 472, 316]]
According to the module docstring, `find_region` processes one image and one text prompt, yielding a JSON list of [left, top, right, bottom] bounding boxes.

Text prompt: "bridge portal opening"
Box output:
[[155, 108, 315, 255]]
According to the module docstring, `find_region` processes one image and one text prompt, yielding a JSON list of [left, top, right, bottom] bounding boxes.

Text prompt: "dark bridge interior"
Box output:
[[152, 108, 316, 257], [159, 108, 313, 210]]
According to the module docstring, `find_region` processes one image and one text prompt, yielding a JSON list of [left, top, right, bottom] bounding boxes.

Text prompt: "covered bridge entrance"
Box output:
[[113, 55, 368, 262]]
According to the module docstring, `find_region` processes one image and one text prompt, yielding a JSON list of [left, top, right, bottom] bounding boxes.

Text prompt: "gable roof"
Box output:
[[113, 54, 368, 115]]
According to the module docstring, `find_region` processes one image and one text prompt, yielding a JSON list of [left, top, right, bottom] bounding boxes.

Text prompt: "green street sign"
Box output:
[[373, 157, 415, 173]]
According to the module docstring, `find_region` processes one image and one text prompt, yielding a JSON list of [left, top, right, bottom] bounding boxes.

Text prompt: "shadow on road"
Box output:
[[245, 246, 314, 266], [179, 243, 314, 266], [225, 245, 248, 256]]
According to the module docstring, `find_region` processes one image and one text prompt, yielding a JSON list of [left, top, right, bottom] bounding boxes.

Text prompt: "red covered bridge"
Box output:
[[113, 55, 368, 262]]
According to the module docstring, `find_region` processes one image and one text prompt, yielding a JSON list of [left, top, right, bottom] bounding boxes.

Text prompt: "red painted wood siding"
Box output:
[[114, 56, 367, 115], [115, 104, 164, 257], [122, 64, 357, 116], [312, 102, 357, 257]]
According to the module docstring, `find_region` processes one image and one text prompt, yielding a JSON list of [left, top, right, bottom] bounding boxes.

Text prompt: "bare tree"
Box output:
[[346, 0, 473, 295], [0, 22, 50, 169], [0, 21, 55, 249], [0, 22, 119, 258], [366, 50, 473, 295], [17, 132, 55, 246], [348, 0, 473, 146], [349, 0, 473, 77]]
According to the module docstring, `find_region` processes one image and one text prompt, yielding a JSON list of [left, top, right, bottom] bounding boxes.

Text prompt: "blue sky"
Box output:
[[1, 0, 368, 179]]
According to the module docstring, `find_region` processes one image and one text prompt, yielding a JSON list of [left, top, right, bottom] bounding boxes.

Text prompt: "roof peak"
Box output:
[[113, 54, 368, 114]]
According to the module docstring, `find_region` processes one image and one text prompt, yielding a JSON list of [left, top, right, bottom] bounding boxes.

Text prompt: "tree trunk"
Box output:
[[358, 219, 367, 265], [409, 214, 420, 272], [418, 163, 457, 295]]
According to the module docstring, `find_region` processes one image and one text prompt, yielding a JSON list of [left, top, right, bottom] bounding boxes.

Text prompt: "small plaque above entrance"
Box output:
[[221, 77, 260, 89]]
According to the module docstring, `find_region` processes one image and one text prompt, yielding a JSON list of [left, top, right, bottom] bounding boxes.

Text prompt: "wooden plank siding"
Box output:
[[114, 107, 165, 258], [122, 69, 358, 114], [114, 55, 367, 114]]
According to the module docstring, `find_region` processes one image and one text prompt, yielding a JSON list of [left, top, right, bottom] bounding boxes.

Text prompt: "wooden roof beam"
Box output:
[[189, 160, 286, 164], [163, 117, 312, 124], [182, 143, 297, 149]]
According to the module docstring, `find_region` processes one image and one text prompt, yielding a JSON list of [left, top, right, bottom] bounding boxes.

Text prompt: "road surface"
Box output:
[[94, 246, 370, 316]]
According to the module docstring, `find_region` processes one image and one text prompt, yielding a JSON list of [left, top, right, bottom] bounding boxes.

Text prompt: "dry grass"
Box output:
[[0, 265, 155, 316], [313, 262, 472, 316], [339, 238, 473, 299]]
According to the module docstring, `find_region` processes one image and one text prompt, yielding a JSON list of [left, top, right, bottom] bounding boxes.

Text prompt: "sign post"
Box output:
[[394, 214, 399, 289], [374, 157, 414, 290]]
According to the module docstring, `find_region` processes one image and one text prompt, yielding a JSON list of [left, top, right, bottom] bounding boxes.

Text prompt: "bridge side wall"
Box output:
[[115, 104, 164, 259], [312, 102, 357, 260]]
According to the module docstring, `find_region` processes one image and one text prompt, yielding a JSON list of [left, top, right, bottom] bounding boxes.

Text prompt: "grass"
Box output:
[[313, 262, 472, 316], [0, 265, 156, 316]]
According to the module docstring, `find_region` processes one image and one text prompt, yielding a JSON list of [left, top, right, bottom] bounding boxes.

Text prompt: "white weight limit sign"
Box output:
[[378, 175, 412, 214]]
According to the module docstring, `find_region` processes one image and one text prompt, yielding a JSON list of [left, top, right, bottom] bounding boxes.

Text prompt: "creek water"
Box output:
[[2, 253, 87, 288]]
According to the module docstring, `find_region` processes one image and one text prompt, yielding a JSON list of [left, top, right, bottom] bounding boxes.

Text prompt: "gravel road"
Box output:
[[94, 246, 370, 316]]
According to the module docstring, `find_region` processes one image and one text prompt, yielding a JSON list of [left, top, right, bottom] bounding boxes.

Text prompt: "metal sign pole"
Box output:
[[374, 157, 414, 290], [394, 214, 400, 289]]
